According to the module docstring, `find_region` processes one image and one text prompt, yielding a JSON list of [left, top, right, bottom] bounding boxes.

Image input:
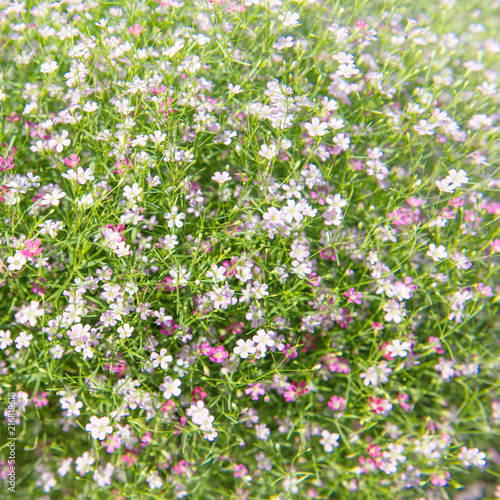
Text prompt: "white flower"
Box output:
[[336, 63, 359, 78], [149, 130, 166, 145], [278, 11, 301, 28], [163, 40, 185, 58], [228, 83, 242, 94], [75, 452, 95, 476], [333, 133, 351, 151], [255, 423, 271, 440], [7, 252, 27, 271], [15, 300, 45, 327], [162, 234, 179, 251], [146, 471, 164, 489], [49, 130, 71, 152], [85, 416, 113, 440], [62, 167, 95, 185], [212, 171, 232, 184], [323, 209, 343, 226], [305, 117, 329, 137], [23, 101, 38, 115], [57, 457, 73, 477], [50, 344, 64, 359], [150, 348, 173, 369], [328, 117, 344, 129], [61, 396, 83, 417], [123, 183, 143, 202], [178, 55, 201, 74], [383, 300, 406, 324], [206, 264, 227, 282], [164, 207, 185, 228], [414, 119, 436, 136], [436, 169, 469, 193], [233, 339, 256, 359], [360, 367, 379, 387], [199, 413, 214, 431], [40, 188, 67, 207], [169, 266, 190, 286], [0, 330, 12, 349], [386, 339, 411, 358], [426, 243, 448, 262], [319, 430, 340, 452], [77, 194, 94, 209], [40, 60, 58, 74], [15, 331, 33, 349], [159, 376, 182, 399], [251, 281, 269, 299], [83, 101, 98, 112], [253, 329, 275, 349], [326, 194, 347, 213], [204, 429, 218, 441], [131, 135, 148, 147], [458, 446, 487, 468], [259, 144, 277, 160], [117, 323, 134, 339], [282, 199, 304, 223]]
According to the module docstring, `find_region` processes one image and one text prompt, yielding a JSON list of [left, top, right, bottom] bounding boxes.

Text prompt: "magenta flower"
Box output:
[[20, 238, 43, 258], [344, 288, 362, 305], [234, 464, 248, 478], [32, 391, 48, 408], [141, 431, 152, 447], [0, 156, 14, 171], [198, 342, 212, 356], [327, 395, 346, 412], [244, 383, 266, 401], [209, 345, 229, 363], [64, 153, 80, 168]]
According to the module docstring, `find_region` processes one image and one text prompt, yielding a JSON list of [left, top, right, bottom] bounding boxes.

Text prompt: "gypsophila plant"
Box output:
[[0, 0, 499, 498]]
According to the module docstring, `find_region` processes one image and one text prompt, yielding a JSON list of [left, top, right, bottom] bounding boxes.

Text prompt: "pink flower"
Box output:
[[64, 154, 80, 168], [344, 288, 362, 305], [234, 463, 248, 477], [397, 393, 411, 412], [428, 336, 444, 354], [355, 19, 368, 30], [128, 24, 143, 36], [283, 381, 308, 402], [141, 431, 152, 447], [283, 344, 298, 360], [368, 396, 390, 415], [323, 354, 350, 374], [104, 434, 122, 453], [20, 238, 42, 258], [367, 443, 382, 458], [245, 383, 265, 401], [490, 239, 500, 253], [209, 345, 229, 364], [32, 391, 48, 408], [430, 473, 450, 487], [476, 283, 493, 297], [122, 452, 138, 467], [306, 272, 322, 287], [327, 395, 346, 412], [198, 342, 212, 356], [0, 156, 14, 171]]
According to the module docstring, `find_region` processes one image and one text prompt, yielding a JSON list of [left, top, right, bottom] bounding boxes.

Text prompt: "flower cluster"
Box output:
[[0, 0, 499, 498]]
